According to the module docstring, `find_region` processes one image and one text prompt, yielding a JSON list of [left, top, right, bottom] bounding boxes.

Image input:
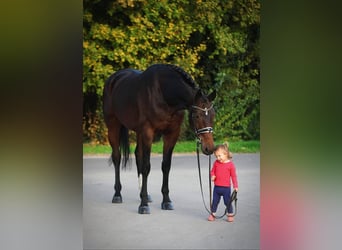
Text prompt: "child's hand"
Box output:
[[211, 176, 216, 181], [234, 188, 238, 192]]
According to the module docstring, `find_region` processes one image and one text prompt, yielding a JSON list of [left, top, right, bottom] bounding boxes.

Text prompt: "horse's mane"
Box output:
[[165, 64, 197, 88]]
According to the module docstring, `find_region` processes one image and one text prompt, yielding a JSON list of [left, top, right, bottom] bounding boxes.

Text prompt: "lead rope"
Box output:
[[196, 140, 212, 214], [196, 141, 237, 219]]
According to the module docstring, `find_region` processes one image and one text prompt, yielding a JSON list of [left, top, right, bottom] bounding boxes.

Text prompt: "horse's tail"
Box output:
[[119, 126, 130, 169]]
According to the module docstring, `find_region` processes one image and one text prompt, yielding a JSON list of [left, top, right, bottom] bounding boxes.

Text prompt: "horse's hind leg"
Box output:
[[112, 154, 122, 203], [107, 123, 122, 203]]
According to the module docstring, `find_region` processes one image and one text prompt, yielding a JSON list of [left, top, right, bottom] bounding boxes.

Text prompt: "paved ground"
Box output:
[[83, 153, 260, 250]]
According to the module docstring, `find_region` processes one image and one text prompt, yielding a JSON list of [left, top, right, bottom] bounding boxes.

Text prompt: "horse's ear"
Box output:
[[194, 89, 204, 101], [207, 90, 216, 101]]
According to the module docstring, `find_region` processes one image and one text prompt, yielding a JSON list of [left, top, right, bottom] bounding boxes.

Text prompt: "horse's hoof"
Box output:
[[138, 205, 150, 214], [161, 201, 174, 210], [112, 195, 122, 203]]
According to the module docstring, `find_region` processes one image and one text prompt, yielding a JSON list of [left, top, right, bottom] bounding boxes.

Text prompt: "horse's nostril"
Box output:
[[207, 147, 214, 155], [203, 147, 211, 155]]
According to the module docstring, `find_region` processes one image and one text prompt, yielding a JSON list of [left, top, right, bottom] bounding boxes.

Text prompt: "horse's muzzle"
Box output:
[[202, 148, 213, 155], [201, 143, 214, 155]]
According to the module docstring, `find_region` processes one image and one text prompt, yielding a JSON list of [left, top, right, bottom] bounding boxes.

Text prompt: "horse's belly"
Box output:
[[151, 111, 185, 133]]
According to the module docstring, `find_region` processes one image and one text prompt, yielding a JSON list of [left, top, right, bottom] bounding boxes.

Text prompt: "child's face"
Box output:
[[214, 148, 229, 163]]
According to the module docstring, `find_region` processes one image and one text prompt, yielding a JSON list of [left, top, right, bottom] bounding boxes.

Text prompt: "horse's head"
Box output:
[[189, 89, 216, 155]]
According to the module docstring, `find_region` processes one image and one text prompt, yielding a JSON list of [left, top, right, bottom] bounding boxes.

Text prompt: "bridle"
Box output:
[[191, 103, 214, 116], [191, 104, 214, 138]]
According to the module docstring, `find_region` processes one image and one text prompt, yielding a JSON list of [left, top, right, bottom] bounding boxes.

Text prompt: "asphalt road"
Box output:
[[83, 153, 260, 250]]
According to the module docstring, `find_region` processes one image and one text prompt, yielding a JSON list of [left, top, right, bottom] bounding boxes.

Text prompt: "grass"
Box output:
[[83, 140, 259, 155]]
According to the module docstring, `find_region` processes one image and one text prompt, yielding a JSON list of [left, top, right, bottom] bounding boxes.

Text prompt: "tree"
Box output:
[[83, 0, 260, 143]]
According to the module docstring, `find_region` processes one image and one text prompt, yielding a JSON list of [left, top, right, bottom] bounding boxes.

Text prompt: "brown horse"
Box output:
[[103, 64, 216, 214]]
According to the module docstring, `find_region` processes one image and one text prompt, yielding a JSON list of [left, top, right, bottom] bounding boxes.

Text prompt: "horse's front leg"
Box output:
[[138, 150, 152, 214], [136, 132, 153, 214], [161, 131, 180, 210], [161, 154, 173, 210], [138, 162, 151, 214], [135, 142, 152, 203]]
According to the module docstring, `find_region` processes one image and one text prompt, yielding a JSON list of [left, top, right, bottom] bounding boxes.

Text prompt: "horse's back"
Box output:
[[104, 69, 141, 95], [103, 69, 141, 114], [103, 64, 193, 130]]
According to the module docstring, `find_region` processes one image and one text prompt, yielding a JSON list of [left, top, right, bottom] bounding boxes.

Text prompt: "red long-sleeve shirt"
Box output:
[[210, 160, 238, 188]]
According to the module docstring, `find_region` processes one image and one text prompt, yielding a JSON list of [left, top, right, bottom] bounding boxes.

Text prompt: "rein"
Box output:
[[196, 140, 238, 219]]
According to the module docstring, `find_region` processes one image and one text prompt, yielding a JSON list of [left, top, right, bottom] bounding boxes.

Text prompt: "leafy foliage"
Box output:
[[83, 0, 260, 143]]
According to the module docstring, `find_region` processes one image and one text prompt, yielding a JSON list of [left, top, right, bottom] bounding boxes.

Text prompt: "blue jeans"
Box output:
[[211, 186, 233, 214]]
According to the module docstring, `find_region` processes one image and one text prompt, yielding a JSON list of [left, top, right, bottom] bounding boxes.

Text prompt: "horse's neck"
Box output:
[[161, 82, 196, 110]]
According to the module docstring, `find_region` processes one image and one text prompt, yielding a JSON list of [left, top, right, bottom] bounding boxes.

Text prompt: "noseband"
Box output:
[[191, 104, 214, 137], [195, 127, 214, 136]]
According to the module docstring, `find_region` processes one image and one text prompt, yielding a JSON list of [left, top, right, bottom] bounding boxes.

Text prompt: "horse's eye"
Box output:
[[192, 113, 200, 119]]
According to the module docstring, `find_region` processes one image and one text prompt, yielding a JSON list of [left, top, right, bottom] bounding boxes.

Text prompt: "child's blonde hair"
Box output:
[[214, 142, 233, 159]]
